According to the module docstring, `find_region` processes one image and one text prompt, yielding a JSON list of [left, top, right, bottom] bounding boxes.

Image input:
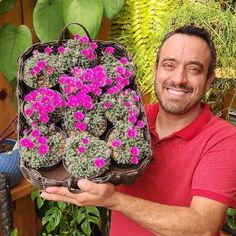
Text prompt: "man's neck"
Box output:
[[155, 104, 202, 139]]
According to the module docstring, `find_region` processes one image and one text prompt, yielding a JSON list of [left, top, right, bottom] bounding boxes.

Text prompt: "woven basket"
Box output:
[[17, 23, 152, 193]]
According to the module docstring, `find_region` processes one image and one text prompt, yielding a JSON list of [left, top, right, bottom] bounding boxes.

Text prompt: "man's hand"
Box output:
[[40, 179, 118, 208]]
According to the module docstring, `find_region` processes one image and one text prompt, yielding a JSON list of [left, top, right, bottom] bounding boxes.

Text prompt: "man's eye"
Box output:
[[188, 66, 200, 73], [163, 63, 174, 69]]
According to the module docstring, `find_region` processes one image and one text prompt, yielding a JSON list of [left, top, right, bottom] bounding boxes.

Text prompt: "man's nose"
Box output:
[[172, 67, 187, 85]]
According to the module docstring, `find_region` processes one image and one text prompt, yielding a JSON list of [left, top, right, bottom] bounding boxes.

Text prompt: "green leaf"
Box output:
[[0, 0, 16, 15], [33, 0, 65, 42], [57, 201, 66, 211], [227, 208, 236, 216], [0, 23, 32, 84], [62, 0, 103, 39], [102, 0, 124, 20], [228, 217, 236, 229], [81, 219, 92, 236], [85, 206, 100, 217]]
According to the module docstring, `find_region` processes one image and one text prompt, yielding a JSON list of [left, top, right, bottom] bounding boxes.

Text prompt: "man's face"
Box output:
[[155, 33, 214, 115]]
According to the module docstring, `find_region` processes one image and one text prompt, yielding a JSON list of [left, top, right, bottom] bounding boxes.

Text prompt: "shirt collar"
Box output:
[[147, 103, 213, 141]]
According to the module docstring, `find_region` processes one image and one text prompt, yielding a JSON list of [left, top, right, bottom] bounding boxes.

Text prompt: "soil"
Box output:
[[0, 142, 14, 153]]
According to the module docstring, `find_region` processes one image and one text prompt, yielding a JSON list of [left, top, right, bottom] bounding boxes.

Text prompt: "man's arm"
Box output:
[[41, 179, 227, 236]]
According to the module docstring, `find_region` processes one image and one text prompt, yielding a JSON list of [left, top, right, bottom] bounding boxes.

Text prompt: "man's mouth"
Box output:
[[166, 88, 190, 96]]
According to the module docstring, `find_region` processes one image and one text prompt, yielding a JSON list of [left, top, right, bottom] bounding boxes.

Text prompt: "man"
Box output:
[[41, 25, 236, 236]]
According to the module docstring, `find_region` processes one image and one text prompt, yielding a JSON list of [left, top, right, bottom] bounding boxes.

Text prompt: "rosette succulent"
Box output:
[[23, 48, 63, 88], [64, 134, 111, 178], [23, 88, 66, 124], [19, 124, 67, 169], [106, 122, 151, 165]]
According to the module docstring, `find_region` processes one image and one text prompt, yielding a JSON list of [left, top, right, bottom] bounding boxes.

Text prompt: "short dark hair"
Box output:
[[155, 25, 217, 77]]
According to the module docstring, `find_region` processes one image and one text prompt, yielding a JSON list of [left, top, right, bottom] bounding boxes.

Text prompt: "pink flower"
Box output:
[[44, 47, 53, 54], [33, 65, 41, 73], [77, 146, 87, 154], [37, 60, 46, 68], [105, 46, 114, 54], [37, 136, 48, 144], [125, 70, 133, 78], [57, 46, 65, 53], [130, 146, 140, 156], [104, 101, 112, 109], [38, 144, 49, 155], [130, 156, 139, 164], [132, 95, 139, 102], [46, 66, 54, 75], [74, 122, 87, 131], [128, 115, 137, 124], [94, 157, 106, 168], [79, 36, 89, 43], [68, 96, 79, 108], [117, 66, 126, 75], [127, 127, 137, 138], [120, 57, 128, 64], [111, 139, 122, 148], [24, 108, 33, 117], [31, 129, 41, 137], [90, 42, 97, 49], [39, 114, 49, 123], [137, 120, 145, 128], [82, 137, 89, 145], [20, 138, 34, 149], [30, 69, 36, 77], [124, 102, 131, 108], [74, 34, 80, 40], [74, 111, 85, 120]]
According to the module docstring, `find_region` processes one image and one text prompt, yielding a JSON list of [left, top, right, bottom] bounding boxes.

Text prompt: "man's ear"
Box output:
[[206, 72, 215, 90]]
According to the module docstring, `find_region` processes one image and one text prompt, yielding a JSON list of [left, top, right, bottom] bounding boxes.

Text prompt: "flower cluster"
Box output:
[[64, 134, 111, 178], [99, 88, 140, 124], [23, 50, 63, 88], [57, 34, 97, 71], [19, 124, 66, 169], [106, 122, 150, 164], [23, 88, 66, 124]]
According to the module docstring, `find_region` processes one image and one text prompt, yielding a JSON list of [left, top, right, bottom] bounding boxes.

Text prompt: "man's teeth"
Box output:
[[168, 88, 185, 95]]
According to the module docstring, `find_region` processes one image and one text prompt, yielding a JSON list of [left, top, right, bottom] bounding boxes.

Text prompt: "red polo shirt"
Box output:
[[110, 103, 236, 236]]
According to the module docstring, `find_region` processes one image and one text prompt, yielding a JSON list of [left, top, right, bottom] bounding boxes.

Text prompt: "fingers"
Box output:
[[40, 190, 79, 206]]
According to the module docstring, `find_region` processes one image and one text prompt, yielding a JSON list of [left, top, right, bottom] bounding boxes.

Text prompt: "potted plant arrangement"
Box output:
[[64, 133, 111, 178], [19, 124, 67, 170]]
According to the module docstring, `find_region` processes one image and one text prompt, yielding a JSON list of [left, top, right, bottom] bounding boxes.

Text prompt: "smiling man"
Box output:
[[41, 25, 236, 236]]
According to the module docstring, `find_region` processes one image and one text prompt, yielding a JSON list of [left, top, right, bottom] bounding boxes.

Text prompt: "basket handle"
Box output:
[[58, 22, 92, 44]]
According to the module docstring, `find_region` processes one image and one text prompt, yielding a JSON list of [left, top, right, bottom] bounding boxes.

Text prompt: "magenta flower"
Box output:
[[137, 120, 145, 128], [68, 96, 79, 108], [74, 111, 85, 120], [130, 156, 139, 164], [74, 121, 87, 131], [74, 34, 80, 40], [104, 101, 112, 109], [39, 114, 49, 123], [124, 101, 131, 108], [94, 157, 106, 168], [79, 36, 89, 43], [33, 65, 41, 73], [127, 127, 137, 138], [111, 139, 122, 148], [125, 70, 133, 78], [37, 136, 48, 144], [24, 108, 34, 117], [30, 69, 36, 77], [44, 47, 53, 54], [57, 46, 65, 54], [132, 95, 139, 102], [119, 57, 128, 64], [77, 146, 87, 154], [20, 138, 35, 149], [82, 137, 89, 145], [37, 60, 46, 68], [90, 42, 97, 49], [117, 66, 126, 75], [31, 129, 41, 137], [38, 144, 49, 155], [105, 46, 115, 54], [130, 146, 140, 156], [128, 115, 137, 124]]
